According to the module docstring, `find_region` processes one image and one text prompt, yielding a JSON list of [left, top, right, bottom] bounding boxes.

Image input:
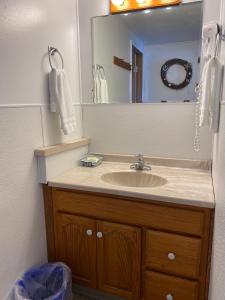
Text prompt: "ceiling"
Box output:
[[117, 2, 203, 45]]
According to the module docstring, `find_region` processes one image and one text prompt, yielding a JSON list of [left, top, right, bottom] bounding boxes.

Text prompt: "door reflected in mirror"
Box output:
[[88, 1, 203, 104]]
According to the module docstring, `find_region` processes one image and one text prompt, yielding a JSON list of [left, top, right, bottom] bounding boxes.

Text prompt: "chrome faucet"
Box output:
[[130, 154, 151, 171]]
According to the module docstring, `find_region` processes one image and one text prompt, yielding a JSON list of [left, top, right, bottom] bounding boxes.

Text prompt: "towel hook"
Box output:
[[48, 46, 64, 69]]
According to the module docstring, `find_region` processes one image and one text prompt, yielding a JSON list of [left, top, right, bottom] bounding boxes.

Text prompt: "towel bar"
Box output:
[[48, 46, 64, 69]]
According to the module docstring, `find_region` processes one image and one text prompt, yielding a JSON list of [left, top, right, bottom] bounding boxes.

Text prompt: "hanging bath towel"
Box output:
[[49, 68, 76, 135]]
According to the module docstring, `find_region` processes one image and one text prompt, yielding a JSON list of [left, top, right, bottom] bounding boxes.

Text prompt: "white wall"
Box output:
[[143, 40, 201, 102], [83, 103, 212, 159], [93, 16, 144, 103], [210, 104, 225, 300], [209, 0, 225, 298], [0, 0, 83, 298]]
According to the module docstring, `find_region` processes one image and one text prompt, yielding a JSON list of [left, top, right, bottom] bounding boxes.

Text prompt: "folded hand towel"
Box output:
[[49, 68, 76, 135]]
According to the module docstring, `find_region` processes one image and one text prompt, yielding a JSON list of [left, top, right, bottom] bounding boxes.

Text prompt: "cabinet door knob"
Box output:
[[168, 253, 176, 261], [166, 294, 174, 300], [86, 229, 93, 236], [97, 232, 103, 239]]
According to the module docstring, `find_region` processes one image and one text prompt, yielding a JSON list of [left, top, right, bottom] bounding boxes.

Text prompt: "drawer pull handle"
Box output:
[[97, 232, 103, 239], [168, 253, 176, 261], [86, 229, 93, 236], [166, 294, 174, 300]]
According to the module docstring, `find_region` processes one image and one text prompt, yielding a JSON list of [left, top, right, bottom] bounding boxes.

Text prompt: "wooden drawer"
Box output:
[[143, 271, 198, 300], [53, 190, 205, 236], [144, 230, 201, 279]]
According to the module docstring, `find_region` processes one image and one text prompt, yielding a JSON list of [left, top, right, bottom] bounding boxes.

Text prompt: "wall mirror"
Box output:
[[89, 1, 203, 104]]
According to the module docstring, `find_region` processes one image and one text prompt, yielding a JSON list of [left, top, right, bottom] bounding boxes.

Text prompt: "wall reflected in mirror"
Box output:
[[87, 1, 203, 104]]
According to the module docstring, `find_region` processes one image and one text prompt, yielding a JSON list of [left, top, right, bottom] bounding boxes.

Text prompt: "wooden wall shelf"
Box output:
[[34, 138, 90, 157], [113, 56, 132, 71], [110, 0, 181, 14]]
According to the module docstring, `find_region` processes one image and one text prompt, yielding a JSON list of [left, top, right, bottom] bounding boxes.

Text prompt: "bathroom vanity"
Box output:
[[43, 159, 214, 300]]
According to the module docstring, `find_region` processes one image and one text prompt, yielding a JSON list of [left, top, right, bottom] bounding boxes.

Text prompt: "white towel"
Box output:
[[199, 58, 214, 127], [94, 76, 101, 104], [198, 24, 224, 132], [202, 23, 218, 60], [93, 67, 109, 104], [49, 68, 76, 135], [209, 58, 223, 131], [199, 57, 223, 131], [100, 78, 109, 104]]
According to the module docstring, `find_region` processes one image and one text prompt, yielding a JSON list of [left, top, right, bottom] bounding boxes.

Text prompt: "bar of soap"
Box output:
[[80, 155, 103, 167]]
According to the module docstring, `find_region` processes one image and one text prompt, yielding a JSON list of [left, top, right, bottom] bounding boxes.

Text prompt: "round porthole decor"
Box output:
[[161, 58, 192, 90]]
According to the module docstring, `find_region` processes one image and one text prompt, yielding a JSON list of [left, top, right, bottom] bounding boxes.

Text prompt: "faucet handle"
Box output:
[[131, 154, 151, 171]]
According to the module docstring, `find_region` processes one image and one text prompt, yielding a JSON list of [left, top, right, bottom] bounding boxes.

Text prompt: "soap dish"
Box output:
[[80, 155, 103, 168]]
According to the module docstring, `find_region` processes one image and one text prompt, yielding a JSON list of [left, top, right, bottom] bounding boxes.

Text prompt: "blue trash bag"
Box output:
[[8, 263, 72, 300]]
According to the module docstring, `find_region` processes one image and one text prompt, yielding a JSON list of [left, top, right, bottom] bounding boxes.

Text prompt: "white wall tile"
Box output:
[[0, 0, 81, 105], [40, 104, 83, 146], [83, 103, 212, 160], [203, 0, 221, 23], [0, 107, 47, 298], [0, 0, 83, 298], [37, 146, 89, 184]]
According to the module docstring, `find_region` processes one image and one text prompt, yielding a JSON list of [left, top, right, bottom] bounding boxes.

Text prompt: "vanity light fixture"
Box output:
[[111, 0, 124, 6], [110, 0, 181, 14]]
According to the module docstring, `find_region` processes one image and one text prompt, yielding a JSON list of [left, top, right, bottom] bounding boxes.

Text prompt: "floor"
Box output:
[[73, 291, 112, 300], [73, 285, 123, 300], [74, 294, 96, 300]]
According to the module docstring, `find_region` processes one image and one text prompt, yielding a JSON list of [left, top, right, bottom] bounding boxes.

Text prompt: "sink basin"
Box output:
[[101, 171, 167, 188]]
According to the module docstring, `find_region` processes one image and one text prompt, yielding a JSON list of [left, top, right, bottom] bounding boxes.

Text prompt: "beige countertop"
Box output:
[[48, 161, 215, 208]]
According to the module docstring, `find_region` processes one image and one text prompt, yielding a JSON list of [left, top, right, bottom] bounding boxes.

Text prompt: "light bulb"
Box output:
[[111, 0, 124, 6], [136, 0, 146, 3]]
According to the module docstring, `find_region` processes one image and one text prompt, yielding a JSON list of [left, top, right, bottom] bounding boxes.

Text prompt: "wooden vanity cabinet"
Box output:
[[55, 213, 141, 299], [43, 186, 214, 300]]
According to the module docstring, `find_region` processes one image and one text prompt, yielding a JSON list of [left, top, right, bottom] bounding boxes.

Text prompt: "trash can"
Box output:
[[8, 263, 72, 300]]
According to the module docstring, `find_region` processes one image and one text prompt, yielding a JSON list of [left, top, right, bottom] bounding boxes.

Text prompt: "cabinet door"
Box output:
[[55, 213, 97, 288], [97, 221, 141, 300]]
